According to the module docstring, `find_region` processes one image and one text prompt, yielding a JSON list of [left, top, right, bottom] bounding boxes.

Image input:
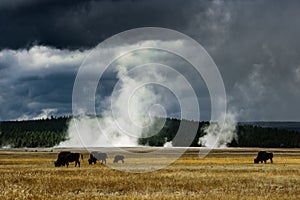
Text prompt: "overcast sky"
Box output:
[[0, 0, 300, 121]]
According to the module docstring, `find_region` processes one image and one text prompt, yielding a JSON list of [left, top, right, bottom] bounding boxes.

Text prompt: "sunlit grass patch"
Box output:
[[0, 148, 299, 199]]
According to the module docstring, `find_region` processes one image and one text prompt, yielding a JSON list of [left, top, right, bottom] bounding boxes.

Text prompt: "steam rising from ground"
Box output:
[[163, 141, 173, 147], [198, 112, 237, 148], [58, 34, 223, 148], [58, 116, 138, 147], [59, 63, 170, 148]]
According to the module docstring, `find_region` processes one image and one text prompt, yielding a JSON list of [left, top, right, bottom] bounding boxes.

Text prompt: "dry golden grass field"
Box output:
[[0, 148, 299, 200]]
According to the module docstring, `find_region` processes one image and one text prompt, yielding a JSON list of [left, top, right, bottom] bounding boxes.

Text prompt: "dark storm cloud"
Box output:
[[0, 0, 300, 121], [0, 0, 206, 50], [207, 1, 300, 121], [0, 46, 87, 120]]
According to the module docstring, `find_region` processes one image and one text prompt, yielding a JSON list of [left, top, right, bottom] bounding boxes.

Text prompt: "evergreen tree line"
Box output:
[[230, 125, 300, 148], [0, 117, 69, 148], [0, 117, 299, 148], [139, 119, 300, 148]]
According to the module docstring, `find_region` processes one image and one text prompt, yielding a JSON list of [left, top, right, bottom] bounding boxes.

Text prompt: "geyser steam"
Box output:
[[59, 28, 226, 149], [198, 112, 237, 148], [59, 64, 167, 147]]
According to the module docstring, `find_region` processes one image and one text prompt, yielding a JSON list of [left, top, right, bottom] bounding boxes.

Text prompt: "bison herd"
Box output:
[[54, 151, 125, 167], [54, 150, 274, 167]]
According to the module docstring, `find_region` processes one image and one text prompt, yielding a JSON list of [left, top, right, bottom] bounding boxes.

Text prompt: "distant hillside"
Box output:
[[0, 118, 300, 148], [139, 119, 300, 148], [231, 124, 300, 148], [0, 117, 69, 148], [239, 122, 300, 133]]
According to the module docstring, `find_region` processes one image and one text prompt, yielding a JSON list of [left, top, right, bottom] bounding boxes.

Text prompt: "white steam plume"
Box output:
[[58, 34, 211, 148], [58, 64, 167, 148], [198, 112, 237, 148], [58, 116, 138, 147], [163, 139, 173, 147]]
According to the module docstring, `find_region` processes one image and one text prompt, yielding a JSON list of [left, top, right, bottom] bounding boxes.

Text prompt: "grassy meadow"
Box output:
[[0, 148, 299, 199]]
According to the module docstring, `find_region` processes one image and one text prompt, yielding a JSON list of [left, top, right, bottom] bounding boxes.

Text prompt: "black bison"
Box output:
[[54, 151, 70, 167], [254, 151, 273, 164], [88, 152, 107, 164], [113, 155, 124, 163], [55, 152, 83, 167]]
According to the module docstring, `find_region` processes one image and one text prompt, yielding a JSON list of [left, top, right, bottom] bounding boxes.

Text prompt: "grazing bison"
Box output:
[[88, 152, 107, 164], [113, 155, 124, 163], [55, 152, 83, 167], [54, 151, 70, 167], [254, 151, 273, 164]]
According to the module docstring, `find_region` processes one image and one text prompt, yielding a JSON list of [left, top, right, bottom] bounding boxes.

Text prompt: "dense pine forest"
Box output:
[[139, 119, 300, 148], [0, 117, 299, 148], [0, 117, 69, 148]]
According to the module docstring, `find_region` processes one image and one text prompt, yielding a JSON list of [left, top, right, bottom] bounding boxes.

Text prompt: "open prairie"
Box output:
[[0, 148, 299, 200]]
